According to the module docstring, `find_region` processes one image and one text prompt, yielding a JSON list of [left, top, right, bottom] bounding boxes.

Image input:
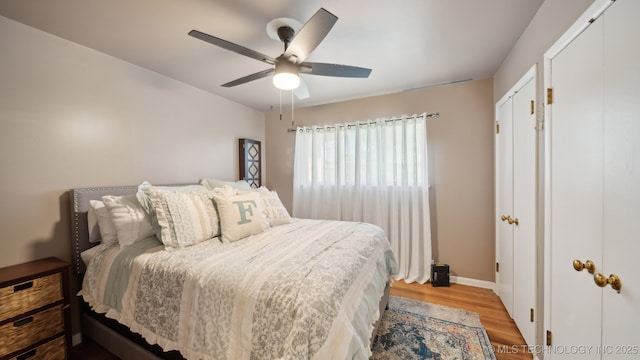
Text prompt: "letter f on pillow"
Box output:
[[233, 200, 257, 225]]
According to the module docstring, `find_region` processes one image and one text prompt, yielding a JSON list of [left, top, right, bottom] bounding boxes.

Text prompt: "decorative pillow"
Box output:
[[149, 187, 219, 250], [88, 200, 118, 245], [213, 184, 238, 198], [213, 191, 269, 243], [102, 195, 154, 248], [256, 187, 292, 226], [136, 181, 208, 237], [200, 178, 251, 191]]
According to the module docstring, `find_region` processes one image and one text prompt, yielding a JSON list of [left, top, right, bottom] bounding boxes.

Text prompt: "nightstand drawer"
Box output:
[[0, 305, 64, 356], [9, 335, 66, 360], [0, 273, 63, 321]]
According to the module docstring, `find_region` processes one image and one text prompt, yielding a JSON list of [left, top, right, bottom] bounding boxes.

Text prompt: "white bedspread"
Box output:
[[79, 219, 397, 360]]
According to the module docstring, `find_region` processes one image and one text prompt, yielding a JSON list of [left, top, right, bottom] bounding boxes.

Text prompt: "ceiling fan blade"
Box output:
[[294, 78, 310, 100], [189, 30, 276, 65], [300, 62, 371, 78], [222, 68, 274, 87], [283, 8, 337, 63]]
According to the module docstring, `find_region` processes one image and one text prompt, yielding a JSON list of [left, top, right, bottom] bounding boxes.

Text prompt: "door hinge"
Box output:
[[530, 308, 534, 322], [496, 123, 500, 134], [496, 262, 499, 272], [546, 88, 553, 105], [530, 100, 535, 115], [546, 330, 552, 346]]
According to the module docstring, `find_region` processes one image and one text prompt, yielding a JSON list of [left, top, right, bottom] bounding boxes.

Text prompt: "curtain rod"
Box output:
[[286, 112, 440, 133]]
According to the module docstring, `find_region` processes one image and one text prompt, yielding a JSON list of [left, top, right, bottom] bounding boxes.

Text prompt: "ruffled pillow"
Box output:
[[149, 187, 220, 250], [136, 181, 209, 237]]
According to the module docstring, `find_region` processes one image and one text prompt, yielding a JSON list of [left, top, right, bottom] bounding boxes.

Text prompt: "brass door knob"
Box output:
[[500, 215, 519, 225], [594, 273, 622, 293], [573, 259, 596, 274]]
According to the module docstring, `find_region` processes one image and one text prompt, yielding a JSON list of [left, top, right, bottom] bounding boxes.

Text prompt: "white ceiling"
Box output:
[[0, 0, 543, 111]]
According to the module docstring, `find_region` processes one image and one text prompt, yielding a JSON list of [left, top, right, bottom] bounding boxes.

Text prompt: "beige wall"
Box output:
[[266, 78, 495, 282], [493, 0, 594, 102], [0, 14, 264, 329]]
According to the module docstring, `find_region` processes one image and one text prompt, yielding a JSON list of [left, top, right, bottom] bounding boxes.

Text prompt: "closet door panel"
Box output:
[[549, 16, 603, 358], [602, 0, 640, 355], [512, 77, 536, 347], [496, 97, 514, 317]]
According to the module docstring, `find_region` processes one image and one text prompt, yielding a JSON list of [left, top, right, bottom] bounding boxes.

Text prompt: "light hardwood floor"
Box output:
[[391, 280, 534, 360]]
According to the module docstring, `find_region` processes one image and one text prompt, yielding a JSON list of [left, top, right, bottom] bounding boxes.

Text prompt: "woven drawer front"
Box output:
[[9, 335, 66, 360], [0, 305, 64, 357], [0, 273, 63, 321]]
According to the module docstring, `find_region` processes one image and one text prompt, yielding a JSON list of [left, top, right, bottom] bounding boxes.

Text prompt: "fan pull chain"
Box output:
[[279, 90, 283, 121], [291, 90, 295, 128]]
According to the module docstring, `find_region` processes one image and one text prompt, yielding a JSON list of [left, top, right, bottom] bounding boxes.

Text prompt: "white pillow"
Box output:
[[88, 200, 118, 245], [256, 187, 292, 226], [213, 191, 269, 243], [102, 195, 154, 248], [87, 207, 101, 243], [213, 184, 238, 198], [200, 178, 251, 191], [149, 187, 219, 250]]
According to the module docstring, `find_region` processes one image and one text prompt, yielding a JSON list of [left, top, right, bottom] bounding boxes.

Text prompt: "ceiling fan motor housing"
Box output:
[[277, 26, 295, 49]]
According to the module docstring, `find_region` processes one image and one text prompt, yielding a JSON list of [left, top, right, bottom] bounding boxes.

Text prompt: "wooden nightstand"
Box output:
[[0, 257, 71, 360]]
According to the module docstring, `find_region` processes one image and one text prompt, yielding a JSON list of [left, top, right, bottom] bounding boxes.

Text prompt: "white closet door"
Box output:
[[548, 12, 604, 359], [511, 77, 536, 348], [496, 96, 514, 317], [602, 0, 640, 356], [496, 66, 537, 341]]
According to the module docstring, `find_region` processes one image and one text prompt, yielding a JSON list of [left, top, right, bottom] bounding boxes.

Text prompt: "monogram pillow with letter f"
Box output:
[[213, 189, 270, 243]]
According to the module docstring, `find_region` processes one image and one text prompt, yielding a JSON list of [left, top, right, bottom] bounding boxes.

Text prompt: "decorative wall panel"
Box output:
[[239, 138, 261, 188]]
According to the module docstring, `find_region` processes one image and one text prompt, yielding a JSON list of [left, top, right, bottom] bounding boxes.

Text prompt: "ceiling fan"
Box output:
[[188, 8, 371, 100]]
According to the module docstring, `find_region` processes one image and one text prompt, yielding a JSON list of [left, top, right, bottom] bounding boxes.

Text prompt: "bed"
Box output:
[[70, 184, 397, 359]]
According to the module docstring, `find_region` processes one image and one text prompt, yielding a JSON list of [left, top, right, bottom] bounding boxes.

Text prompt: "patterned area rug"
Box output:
[[371, 296, 496, 360]]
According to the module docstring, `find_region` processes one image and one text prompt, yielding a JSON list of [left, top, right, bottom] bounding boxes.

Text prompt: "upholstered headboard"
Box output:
[[70, 186, 140, 275], [71, 184, 201, 275]]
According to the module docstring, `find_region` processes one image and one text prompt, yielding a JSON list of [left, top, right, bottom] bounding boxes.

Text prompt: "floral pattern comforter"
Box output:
[[80, 219, 398, 360]]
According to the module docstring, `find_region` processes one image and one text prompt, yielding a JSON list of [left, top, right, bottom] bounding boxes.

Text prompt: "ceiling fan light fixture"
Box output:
[[190, 8, 371, 97], [273, 60, 300, 90]]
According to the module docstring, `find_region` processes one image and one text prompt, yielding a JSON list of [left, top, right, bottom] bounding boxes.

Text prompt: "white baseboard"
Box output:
[[72, 332, 82, 347], [450, 275, 496, 291]]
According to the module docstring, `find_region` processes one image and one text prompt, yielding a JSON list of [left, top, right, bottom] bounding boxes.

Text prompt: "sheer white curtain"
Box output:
[[293, 113, 431, 283]]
